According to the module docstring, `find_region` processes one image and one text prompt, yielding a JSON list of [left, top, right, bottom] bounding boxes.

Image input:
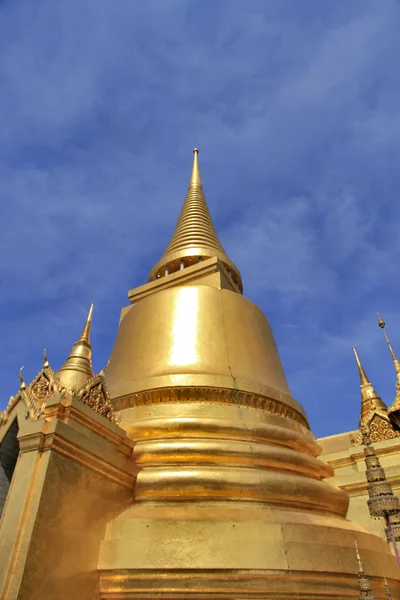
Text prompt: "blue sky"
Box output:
[[1, 0, 400, 438]]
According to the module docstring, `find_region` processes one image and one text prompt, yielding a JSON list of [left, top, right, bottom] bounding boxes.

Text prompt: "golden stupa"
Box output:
[[0, 149, 399, 599]]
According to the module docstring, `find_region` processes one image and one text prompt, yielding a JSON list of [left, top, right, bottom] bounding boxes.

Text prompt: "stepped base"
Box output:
[[98, 502, 400, 599]]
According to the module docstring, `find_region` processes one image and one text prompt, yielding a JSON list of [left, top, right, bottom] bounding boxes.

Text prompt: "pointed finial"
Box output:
[[18, 366, 26, 390], [353, 347, 369, 386], [377, 313, 400, 374], [99, 359, 110, 378], [43, 348, 49, 368], [354, 541, 375, 599], [189, 148, 201, 188], [384, 577, 392, 599], [148, 149, 243, 292], [56, 303, 95, 391], [78, 302, 94, 346]]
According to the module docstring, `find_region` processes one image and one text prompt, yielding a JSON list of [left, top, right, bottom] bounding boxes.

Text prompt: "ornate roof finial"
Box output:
[[384, 577, 392, 599], [377, 313, 400, 374], [354, 540, 375, 599], [56, 303, 95, 391], [148, 149, 243, 292], [43, 348, 49, 368], [377, 314, 400, 427], [352, 347, 389, 432], [18, 366, 26, 390]]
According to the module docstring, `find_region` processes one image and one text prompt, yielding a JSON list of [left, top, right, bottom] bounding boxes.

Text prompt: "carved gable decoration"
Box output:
[[30, 364, 59, 401], [358, 413, 400, 445], [31, 374, 53, 401], [1, 354, 116, 432], [77, 371, 116, 423]]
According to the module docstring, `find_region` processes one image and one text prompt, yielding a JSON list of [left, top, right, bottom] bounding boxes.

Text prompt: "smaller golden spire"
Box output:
[[354, 540, 375, 599], [352, 347, 388, 428], [384, 577, 392, 599], [377, 313, 400, 375], [78, 302, 94, 345], [56, 303, 95, 391]]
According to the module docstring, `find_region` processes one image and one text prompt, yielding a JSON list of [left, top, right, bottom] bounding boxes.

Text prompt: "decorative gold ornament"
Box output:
[[0, 303, 117, 428], [352, 347, 397, 442], [78, 372, 116, 423], [30, 374, 53, 401], [369, 415, 399, 443]]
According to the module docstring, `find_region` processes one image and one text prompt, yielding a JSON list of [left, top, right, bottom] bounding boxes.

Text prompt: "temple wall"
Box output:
[[0, 397, 137, 600], [18, 450, 132, 600], [318, 431, 400, 543]]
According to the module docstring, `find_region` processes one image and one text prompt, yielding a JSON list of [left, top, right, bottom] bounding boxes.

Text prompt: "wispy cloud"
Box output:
[[1, 0, 400, 437]]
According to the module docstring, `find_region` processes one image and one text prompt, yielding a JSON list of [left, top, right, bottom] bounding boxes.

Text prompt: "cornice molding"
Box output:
[[113, 386, 309, 429]]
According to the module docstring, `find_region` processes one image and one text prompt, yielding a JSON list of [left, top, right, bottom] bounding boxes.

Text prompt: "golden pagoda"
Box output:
[[0, 150, 399, 599], [354, 540, 376, 599]]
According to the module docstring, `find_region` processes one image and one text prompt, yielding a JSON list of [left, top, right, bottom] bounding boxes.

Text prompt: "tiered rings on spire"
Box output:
[[148, 149, 243, 292]]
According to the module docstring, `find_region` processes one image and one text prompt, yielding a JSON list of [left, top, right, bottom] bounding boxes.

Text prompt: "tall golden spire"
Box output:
[[148, 149, 243, 292], [352, 347, 388, 428], [56, 303, 95, 391]]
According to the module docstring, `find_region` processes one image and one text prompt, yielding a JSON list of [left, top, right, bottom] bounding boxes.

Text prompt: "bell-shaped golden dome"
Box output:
[[100, 151, 400, 599]]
